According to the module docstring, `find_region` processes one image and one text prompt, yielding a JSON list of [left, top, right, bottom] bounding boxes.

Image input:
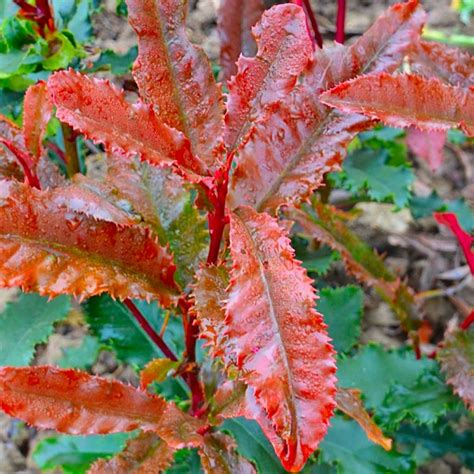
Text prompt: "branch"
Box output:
[[61, 122, 81, 177], [336, 0, 346, 44]]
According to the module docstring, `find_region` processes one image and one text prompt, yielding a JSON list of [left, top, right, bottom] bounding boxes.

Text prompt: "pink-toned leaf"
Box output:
[[126, 0, 225, 168], [199, 432, 256, 474], [88, 431, 175, 473], [435, 212, 474, 275], [406, 127, 446, 171], [0, 179, 179, 304], [217, 0, 266, 83], [0, 366, 203, 447], [47, 70, 200, 173], [0, 116, 23, 181], [224, 4, 313, 152], [409, 40, 474, 88], [226, 206, 336, 472], [320, 73, 474, 137], [22, 81, 53, 162], [229, 0, 426, 213], [336, 388, 392, 450], [193, 265, 229, 358], [438, 328, 474, 410]]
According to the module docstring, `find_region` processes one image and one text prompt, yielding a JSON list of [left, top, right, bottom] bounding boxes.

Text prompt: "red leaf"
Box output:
[[336, 388, 392, 450], [139, 358, 180, 390], [0, 179, 179, 304], [406, 127, 446, 171], [126, 0, 225, 168], [320, 73, 474, 137], [226, 206, 336, 472], [199, 432, 256, 474], [435, 212, 474, 275], [229, 0, 425, 213], [0, 116, 24, 181], [89, 431, 176, 473], [193, 265, 229, 359], [0, 366, 203, 447], [217, 0, 266, 83], [409, 40, 474, 88], [224, 4, 313, 153], [438, 328, 474, 411], [47, 70, 200, 173], [22, 81, 53, 162]]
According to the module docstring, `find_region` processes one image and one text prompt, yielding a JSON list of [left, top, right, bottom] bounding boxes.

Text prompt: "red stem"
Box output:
[[45, 141, 67, 164], [292, 0, 323, 48], [335, 0, 346, 44], [124, 299, 178, 362], [460, 310, 474, 330], [0, 138, 41, 189]]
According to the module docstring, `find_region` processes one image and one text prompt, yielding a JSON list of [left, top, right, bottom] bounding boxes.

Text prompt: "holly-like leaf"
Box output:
[[291, 205, 421, 331], [409, 40, 474, 88], [320, 73, 474, 137], [47, 69, 199, 173], [57, 335, 100, 370], [22, 81, 52, 161], [406, 127, 446, 171], [335, 388, 392, 451], [89, 431, 175, 473], [224, 4, 313, 153], [0, 366, 203, 447], [226, 206, 336, 472], [379, 369, 462, 428], [0, 179, 179, 304], [33, 432, 135, 474], [337, 344, 437, 410], [229, 0, 425, 213], [0, 292, 71, 366], [438, 328, 474, 410], [435, 212, 474, 274], [126, 0, 225, 168], [339, 147, 414, 207], [199, 432, 256, 474], [317, 286, 363, 353], [320, 416, 413, 474], [193, 265, 229, 358], [217, 0, 266, 83]]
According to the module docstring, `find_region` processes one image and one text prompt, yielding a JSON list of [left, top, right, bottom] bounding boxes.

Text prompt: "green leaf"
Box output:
[[293, 236, 340, 276], [0, 1, 18, 20], [165, 449, 203, 474], [83, 296, 183, 369], [87, 47, 138, 75], [445, 198, 474, 232], [337, 345, 437, 410], [222, 418, 288, 474], [320, 416, 414, 474], [447, 129, 467, 144], [359, 127, 404, 142], [378, 370, 462, 430], [317, 286, 363, 353], [0, 293, 71, 366], [2, 17, 36, 49], [33, 432, 135, 474], [341, 148, 414, 208], [396, 423, 474, 469], [42, 31, 82, 70], [66, 0, 93, 42], [57, 335, 100, 369]]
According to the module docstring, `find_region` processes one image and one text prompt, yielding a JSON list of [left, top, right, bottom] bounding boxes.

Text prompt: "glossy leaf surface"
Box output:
[[229, 0, 425, 213], [0, 366, 203, 446], [227, 206, 336, 471], [48, 70, 197, 172], [22, 81, 52, 161], [217, 0, 266, 83], [438, 328, 474, 410], [335, 388, 392, 451], [0, 293, 70, 366], [89, 431, 175, 473], [126, 0, 224, 167], [224, 4, 312, 152], [321, 73, 474, 137], [0, 179, 178, 304]]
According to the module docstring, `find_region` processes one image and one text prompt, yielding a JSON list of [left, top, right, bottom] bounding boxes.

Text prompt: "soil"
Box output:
[[0, 0, 473, 473]]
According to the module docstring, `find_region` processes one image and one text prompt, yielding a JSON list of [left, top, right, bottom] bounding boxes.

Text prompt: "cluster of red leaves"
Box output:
[[0, 0, 473, 472]]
